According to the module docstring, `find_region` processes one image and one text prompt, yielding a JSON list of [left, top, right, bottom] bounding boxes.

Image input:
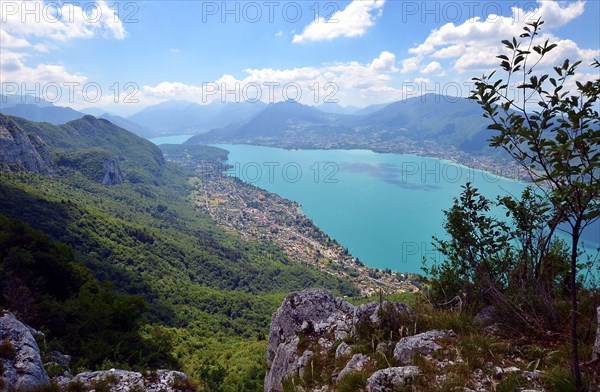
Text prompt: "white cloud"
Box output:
[[143, 82, 205, 99], [404, 0, 594, 76], [293, 0, 385, 43], [0, 28, 31, 48], [169, 48, 180, 54], [400, 56, 422, 73], [0, 0, 128, 106], [0, 50, 87, 86], [420, 61, 442, 74], [413, 77, 430, 84], [431, 45, 462, 59], [0, 0, 126, 41], [140, 51, 403, 107]]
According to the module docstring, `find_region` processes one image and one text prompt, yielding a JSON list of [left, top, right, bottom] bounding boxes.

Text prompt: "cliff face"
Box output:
[[102, 159, 125, 185], [0, 114, 51, 175]]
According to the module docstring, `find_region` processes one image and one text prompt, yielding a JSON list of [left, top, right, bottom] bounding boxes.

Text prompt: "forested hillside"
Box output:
[[0, 114, 358, 390]]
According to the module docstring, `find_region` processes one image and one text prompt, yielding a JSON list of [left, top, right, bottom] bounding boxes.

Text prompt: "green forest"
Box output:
[[0, 115, 358, 391]]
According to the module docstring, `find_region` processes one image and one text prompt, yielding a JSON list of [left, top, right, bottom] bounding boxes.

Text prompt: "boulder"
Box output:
[[0, 312, 50, 391], [45, 351, 71, 367], [366, 366, 420, 392], [336, 353, 370, 382], [69, 369, 189, 391], [265, 289, 355, 392], [393, 330, 454, 364], [335, 342, 351, 359]]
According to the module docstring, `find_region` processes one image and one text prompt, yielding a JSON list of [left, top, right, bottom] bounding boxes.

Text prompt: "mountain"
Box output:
[[316, 102, 356, 115], [186, 101, 355, 146], [353, 102, 391, 115], [0, 103, 85, 125], [10, 114, 165, 183], [0, 113, 358, 389], [358, 94, 491, 151], [0, 114, 52, 174], [99, 113, 153, 137], [128, 100, 266, 136], [128, 100, 221, 134], [211, 100, 267, 127], [79, 107, 112, 116], [187, 95, 496, 157], [0, 94, 54, 108]]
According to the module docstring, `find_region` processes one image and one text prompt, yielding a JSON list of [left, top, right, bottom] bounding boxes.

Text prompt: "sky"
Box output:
[[1, 0, 599, 116]]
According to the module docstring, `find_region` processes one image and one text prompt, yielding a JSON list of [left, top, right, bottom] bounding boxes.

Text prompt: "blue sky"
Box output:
[[1, 0, 599, 115]]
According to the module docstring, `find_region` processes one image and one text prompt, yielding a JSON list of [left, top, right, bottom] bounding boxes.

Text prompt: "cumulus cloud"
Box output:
[[400, 56, 422, 73], [0, 50, 87, 86], [0, 0, 126, 41], [404, 0, 595, 75], [413, 77, 431, 84], [0, 0, 128, 106], [141, 51, 402, 106], [293, 0, 385, 43], [420, 61, 442, 74]]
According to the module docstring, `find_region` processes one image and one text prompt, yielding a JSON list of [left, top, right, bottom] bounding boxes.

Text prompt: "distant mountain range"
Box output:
[[0, 94, 54, 108], [0, 103, 84, 125], [186, 95, 496, 159], [0, 94, 498, 161], [128, 100, 267, 134]]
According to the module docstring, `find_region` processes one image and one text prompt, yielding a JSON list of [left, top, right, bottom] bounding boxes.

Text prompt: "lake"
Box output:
[[149, 137, 599, 273], [214, 144, 599, 273]]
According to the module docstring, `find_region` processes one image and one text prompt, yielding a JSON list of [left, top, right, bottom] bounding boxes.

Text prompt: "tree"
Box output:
[[425, 183, 569, 330], [470, 18, 599, 389]]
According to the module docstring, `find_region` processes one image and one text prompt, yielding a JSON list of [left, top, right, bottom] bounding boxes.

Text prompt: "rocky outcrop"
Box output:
[[265, 289, 356, 392], [0, 114, 51, 174], [0, 312, 50, 391], [264, 289, 554, 391], [366, 366, 420, 392], [264, 289, 415, 392], [393, 330, 455, 364], [61, 369, 190, 392], [102, 159, 125, 185]]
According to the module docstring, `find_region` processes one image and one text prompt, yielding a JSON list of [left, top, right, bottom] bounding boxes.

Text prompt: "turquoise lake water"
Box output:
[[150, 136, 599, 273]]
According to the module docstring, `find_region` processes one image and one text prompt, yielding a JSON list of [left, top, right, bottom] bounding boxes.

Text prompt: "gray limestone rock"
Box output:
[[70, 369, 189, 391], [336, 353, 370, 382], [366, 366, 420, 392], [335, 342, 352, 359], [0, 312, 50, 391], [0, 114, 51, 174], [264, 289, 355, 392], [393, 330, 455, 364]]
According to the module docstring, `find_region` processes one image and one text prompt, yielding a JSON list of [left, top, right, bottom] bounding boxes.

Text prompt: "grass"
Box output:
[[335, 370, 370, 392]]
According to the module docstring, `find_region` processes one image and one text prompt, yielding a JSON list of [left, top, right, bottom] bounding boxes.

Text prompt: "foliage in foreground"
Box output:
[[427, 17, 599, 390]]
